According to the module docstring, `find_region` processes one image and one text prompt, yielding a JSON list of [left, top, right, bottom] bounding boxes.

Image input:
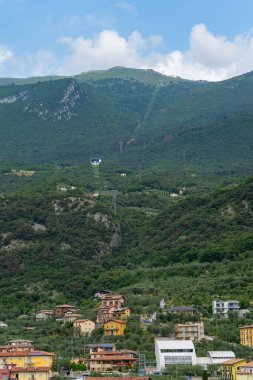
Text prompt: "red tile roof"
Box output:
[[221, 358, 245, 365], [0, 351, 55, 357]]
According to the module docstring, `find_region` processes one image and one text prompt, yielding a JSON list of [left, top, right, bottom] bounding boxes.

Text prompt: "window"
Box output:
[[161, 349, 193, 353], [165, 356, 192, 365]]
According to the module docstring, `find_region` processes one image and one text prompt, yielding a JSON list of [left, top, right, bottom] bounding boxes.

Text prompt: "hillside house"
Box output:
[[101, 295, 125, 308], [0, 366, 52, 380], [163, 306, 198, 315], [0, 322, 8, 329], [89, 350, 137, 372], [96, 294, 127, 324], [240, 324, 253, 347], [55, 304, 79, 317], [36, 310, 53, 321], [220, 358, 247, 380], [103, 319, 126, 336], [0, 340, 34, 353], [85, 343, 116, 354], [112, 307, 131, 320], [212, 299, 240, 318], [175, 321, 204, 342], [237, 362, 253, 380], [73, 319, 95, 336], [96, 307, 115, 324], [63, 313, 82, 323], [0, 351, 55, 368]]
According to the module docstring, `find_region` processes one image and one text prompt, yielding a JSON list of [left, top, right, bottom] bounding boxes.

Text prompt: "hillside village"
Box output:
[[1, 291, 253, 380], [0, 41, 253, 380]]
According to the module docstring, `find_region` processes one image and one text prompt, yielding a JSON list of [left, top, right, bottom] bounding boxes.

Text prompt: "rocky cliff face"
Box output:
[[0, 80, 82, 121], [0, 91, 28, 104]]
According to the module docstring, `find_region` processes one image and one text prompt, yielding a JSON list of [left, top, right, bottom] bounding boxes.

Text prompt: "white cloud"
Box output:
[[0, 44, 13, 66], [56, 29, 155, 75], [2, 24, 253, 81], [114, 1, 137, 14], [30, 50, 58, 77], [56, 24, 253, 81], [83, 12, 117, 29], [154, 23, 253, 81]]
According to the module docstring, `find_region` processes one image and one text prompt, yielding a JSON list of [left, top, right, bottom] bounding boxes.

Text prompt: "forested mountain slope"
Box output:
[[0, 67, 253, 180], [0, 177, 252, 316]]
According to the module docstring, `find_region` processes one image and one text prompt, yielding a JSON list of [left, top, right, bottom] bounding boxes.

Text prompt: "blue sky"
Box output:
[[1, 0, 253, 80]]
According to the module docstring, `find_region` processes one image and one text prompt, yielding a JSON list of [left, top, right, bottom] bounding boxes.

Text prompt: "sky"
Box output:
[[1, 0, 253, 81]]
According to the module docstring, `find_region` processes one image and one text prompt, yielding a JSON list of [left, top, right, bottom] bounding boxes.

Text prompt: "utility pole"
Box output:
[[103, 180, 109, 191], [119, 141, 124, 153], [111, 190, 119, 214], [138, 164, 142, 183]]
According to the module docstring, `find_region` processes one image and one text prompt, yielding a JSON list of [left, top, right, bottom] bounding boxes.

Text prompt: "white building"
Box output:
[[212, 299, 240, 318], [155, 338, 235, 371], [155, 339, 197, 372], [207, 351, 235, 365]]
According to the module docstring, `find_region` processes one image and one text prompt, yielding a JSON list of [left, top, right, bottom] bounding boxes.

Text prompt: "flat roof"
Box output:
[[155, 338, 195, 350], [208, 351, 235, 358]]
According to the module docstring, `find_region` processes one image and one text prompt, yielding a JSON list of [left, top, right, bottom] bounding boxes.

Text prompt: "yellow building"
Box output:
[[103, 319, 126, 336], [240, 325, 253, 347], [0, 351, 55, 368], [237, 362, 253, 380], [221, 358, 247, 380], [113, 307, 131, 320], [11, 366, 52, 380], [73, 319, 95, 336]]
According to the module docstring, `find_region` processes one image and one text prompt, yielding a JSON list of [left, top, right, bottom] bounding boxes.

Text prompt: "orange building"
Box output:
[[104, 319, 126, 336], [240, 324, 253, 347]]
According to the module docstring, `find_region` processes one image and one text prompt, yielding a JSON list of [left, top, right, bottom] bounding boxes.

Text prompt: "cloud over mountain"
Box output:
[[2, 24, 253, 81]]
